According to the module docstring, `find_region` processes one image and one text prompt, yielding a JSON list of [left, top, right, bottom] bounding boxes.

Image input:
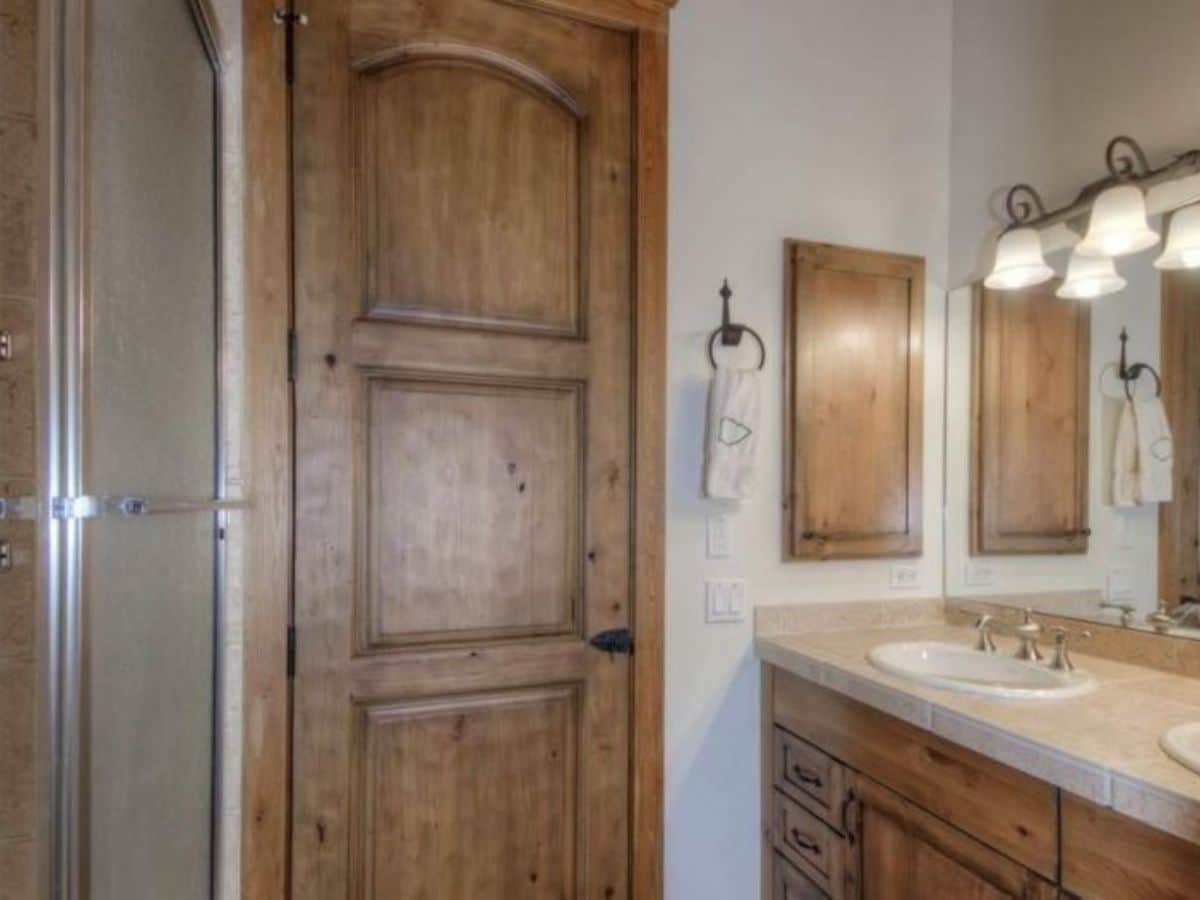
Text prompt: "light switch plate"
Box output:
[[964, 562, 996, 588], [1107, 566, 1135, 605], [705, 578, 746, 623], [889, 564, 921, 591], [706, 514, 732, 559]]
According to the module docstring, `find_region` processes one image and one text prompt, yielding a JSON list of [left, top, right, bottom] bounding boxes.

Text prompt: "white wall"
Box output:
[[944, 0, 1200, 613], [666, 2, 953, 896]]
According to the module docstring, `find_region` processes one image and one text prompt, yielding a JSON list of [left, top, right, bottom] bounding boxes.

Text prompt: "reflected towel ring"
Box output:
[[1117, 327, 1162, 400], [707, 279, 767, 370]]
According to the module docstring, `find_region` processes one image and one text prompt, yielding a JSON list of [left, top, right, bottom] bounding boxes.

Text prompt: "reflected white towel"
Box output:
[[1112, 397, 1174, 506], [704, 367, 760, 500], [1133, 396, 1173, 503]]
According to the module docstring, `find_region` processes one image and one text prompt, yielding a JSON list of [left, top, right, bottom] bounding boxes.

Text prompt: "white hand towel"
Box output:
[[1112, 399, 1139, 508], [1133, 396, 1174, 503], [704, 367, 761, 500], [1112, 396, 1174, 506]]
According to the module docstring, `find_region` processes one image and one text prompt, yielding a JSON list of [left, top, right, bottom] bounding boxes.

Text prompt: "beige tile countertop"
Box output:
[[756, 606, 1200, 845]]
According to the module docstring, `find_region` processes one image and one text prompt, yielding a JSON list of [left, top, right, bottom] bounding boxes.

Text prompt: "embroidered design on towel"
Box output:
[[718, 416, 753, 447], [1151, 436, 1173, 463]]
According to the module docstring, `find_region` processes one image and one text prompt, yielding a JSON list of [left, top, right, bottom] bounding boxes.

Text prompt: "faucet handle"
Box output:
[[1048, 626, 1091, 672], [972, 614, 998, 653]]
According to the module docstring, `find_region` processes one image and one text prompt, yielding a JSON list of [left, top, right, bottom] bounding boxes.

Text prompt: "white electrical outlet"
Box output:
[[705, 578, 746, 623], [889, 564, 921, 591], [964, 562, 996, 588], [706, 514, 732, 559]]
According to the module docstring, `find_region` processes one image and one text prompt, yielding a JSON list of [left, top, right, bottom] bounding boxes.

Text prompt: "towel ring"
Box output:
[[708, 326, 766, 371], [707, 279, 767, 370]]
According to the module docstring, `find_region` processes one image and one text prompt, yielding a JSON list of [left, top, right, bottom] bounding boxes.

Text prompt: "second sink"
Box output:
[[868, 641, 1097, 700]]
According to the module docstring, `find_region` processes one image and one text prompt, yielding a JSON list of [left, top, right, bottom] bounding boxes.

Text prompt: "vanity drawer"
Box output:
[[774, 726, 848, 831], [773, 851, 827, 900], [773, 789, 847, 896]]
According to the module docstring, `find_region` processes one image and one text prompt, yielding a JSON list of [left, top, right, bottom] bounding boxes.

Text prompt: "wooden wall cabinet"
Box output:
[[971, 282, 1090, 555], [784, 241, 924, 560], [763, 665, 1200, 900]]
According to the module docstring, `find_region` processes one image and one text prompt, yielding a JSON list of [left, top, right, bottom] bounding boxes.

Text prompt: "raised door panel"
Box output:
[[363, 376, 582, 649], [353, 687, 580, 899], [855, 776, 1057, 900], [972, 283, 1090, 555], [357, 49, 583, 335], [785, 241, 924, 560]]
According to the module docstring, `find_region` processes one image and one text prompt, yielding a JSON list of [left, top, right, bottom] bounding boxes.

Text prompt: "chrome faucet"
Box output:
[[972, 608, 1043, 662], [1100, 601, 1136, 628]]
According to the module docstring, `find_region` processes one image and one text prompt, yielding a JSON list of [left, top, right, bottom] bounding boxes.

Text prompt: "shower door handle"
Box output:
[[51, 495, 250, 519]]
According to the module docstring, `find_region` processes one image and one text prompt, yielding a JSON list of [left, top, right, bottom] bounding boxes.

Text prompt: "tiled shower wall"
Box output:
[[0, 0, 39, 896]]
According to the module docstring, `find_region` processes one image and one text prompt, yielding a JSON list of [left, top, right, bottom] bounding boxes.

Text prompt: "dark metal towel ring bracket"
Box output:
[[707, 279, 766, 370], [1117, 327, 1162, 400]]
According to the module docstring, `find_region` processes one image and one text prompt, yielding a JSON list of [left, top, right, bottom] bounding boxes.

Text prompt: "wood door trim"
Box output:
[[240, 3, 292, 900], [632, 24, 669, 900]]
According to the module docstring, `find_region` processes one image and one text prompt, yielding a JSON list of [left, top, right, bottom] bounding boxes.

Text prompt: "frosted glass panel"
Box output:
[[82, 0, 219, 897]]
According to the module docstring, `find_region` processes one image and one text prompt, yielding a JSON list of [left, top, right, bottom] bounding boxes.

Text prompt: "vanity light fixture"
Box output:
[[983, 225, 1054, 290], [1155, 204, 1200, 270], [1076, 183, 1159, 258], [1056, 250, 1126, 300], [986, 135, 1200, 291]]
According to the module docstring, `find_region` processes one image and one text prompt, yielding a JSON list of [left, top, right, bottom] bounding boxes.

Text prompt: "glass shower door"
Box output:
[[58, 1, 230, 897]]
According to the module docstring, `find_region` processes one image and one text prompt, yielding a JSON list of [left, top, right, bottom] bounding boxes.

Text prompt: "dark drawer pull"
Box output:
[[789, 828, 821, 855], [790, 764, 823, 789]]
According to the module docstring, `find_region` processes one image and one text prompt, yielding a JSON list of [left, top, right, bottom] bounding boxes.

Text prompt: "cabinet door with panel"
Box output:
[[784, 241, 924, 560], [850, 775, 1057, 900], [972, 282, 1090, 555]]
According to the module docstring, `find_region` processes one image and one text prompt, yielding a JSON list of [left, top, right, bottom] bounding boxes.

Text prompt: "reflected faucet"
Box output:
[[1148, 597, 1200, 633]]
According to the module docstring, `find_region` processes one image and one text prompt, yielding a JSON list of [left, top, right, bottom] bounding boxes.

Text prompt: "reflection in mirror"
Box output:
[[945, 1, 1200, 639]]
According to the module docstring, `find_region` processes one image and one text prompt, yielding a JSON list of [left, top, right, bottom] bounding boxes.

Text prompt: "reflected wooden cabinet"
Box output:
[[971, 282, 1090, 555], [784, 242, 924, 560]]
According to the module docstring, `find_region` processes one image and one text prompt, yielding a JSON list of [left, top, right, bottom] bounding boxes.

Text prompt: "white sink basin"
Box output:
[[1161, 723, 1200, 776], [867, 641, 1097, 700]]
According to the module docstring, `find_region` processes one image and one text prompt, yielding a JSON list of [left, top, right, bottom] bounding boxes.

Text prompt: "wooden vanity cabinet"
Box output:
[[764, 664, 1200, 900]]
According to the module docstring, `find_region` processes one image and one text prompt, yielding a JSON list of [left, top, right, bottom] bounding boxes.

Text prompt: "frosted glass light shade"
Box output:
[[1056, 250, 1126, 300], [1155, 204, 1200, 270], [984, 227, 1054, 290], [1076, 184, 1159, 258]]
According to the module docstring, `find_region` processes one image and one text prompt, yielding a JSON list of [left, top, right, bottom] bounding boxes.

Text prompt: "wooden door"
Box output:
[[971, 283, 1090, 555], [290, 2, 644, 897], [1159, 269, 1200, 602], [784, 241, 924, 560], [852, 776, 1056, 900]]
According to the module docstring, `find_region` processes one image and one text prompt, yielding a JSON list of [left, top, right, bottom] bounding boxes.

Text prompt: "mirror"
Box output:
[[944, 3, 1200, 639]]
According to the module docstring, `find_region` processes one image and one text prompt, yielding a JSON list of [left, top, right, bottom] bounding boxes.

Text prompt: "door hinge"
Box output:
[[273, 8, 307, 85], [588, 627, 634, 655], [287, 328, 297, 383], [287, 624, 297, 677]]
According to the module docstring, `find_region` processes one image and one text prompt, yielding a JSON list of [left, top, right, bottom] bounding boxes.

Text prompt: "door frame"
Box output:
[[239, 1, 676, 897]]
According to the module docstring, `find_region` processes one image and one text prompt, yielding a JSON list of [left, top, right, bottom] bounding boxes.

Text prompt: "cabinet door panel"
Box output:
[[854, 776, 1057, 900], [971, 283, 1090, 555], [785, 241, 924, 560]]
